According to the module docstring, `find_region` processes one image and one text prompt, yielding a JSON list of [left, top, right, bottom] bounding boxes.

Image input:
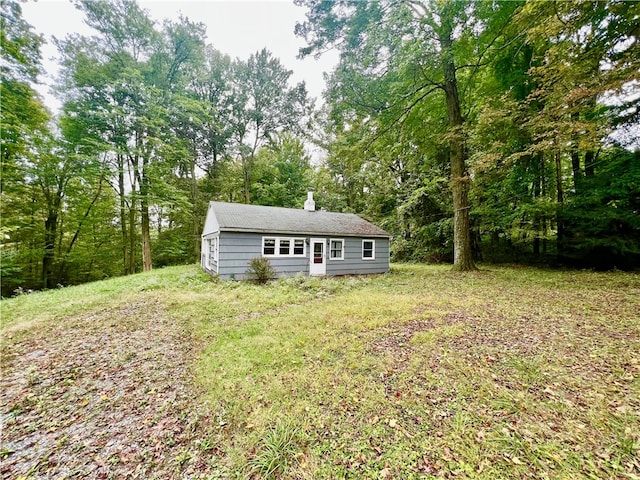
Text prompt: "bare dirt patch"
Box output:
[[1, 297, 220, 479]]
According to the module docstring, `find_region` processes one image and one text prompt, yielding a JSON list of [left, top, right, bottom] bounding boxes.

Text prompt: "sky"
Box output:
[[21, 0, 339, 112]]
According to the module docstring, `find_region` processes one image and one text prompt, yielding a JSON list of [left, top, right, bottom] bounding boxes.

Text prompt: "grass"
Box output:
[[2, 264, 639, 479]]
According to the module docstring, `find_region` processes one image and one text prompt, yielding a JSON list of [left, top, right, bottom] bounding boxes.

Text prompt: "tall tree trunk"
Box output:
[[584, 150, 595, 177], [440, 30, 476, 271], [41, 180, 62, 289], [533, 152, 542, 256], [140, 157, 152, 272], [242, 153, 254, 205], [570, 112, 582, 193], [141, 198, 152, 271], [190, 157, 200, 261], [242, 154, 252, 204], [555, 149, 565, 255], [128, 199, 136, 274], [42, 209, 58, 289], [584, 98, 596, 177], [117, 153, 129, 275], [29, 194, 38, 286], [541, 154, 548, 254], [243, 126, 261, 205]]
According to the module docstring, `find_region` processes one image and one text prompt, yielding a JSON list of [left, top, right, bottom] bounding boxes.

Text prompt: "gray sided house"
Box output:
[[201, 193, 390, 280]]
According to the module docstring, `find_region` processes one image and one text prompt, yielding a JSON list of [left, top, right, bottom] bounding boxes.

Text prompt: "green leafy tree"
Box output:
[[230, 49, 312, 204], [251, 134, 313, 208], [57, 0, 159, 273], [59, 0, 206, 272], [0, 0, 51, 293], [296, 0, 521, 270], [472, 0, 639, 266]]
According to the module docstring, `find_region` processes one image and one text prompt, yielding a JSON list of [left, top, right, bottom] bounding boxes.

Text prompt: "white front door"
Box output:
[[309, 238, 326, 276]]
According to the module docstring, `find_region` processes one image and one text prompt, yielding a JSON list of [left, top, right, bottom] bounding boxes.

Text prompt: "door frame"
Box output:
[[309, 237, 326, 276]]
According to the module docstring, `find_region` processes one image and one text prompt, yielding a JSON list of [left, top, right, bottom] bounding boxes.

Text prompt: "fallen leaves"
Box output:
[[0, 297, 218, 478]]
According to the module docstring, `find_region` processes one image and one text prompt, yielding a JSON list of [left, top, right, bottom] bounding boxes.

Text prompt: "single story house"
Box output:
[[201, 191, 390, 280]]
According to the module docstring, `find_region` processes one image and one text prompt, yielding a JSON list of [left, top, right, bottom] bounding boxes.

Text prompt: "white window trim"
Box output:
[[329, 238, 345, 261], [262, 236, 307, 258], [362, 239, 376, 260], [206, 236, 219, 267], [263, 237, 277, 256], [293, 238, 306, 256]]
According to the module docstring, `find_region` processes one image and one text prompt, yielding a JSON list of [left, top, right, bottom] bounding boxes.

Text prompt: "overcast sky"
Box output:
[[22, 0, 339, 112]]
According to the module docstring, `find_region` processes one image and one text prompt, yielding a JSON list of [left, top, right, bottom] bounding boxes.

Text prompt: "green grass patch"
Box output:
[[3, 263, 639, 478]]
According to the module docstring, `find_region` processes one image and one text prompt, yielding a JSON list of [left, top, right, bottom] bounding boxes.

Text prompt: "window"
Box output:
[[362, 239, 375, 260], [313, 241, 323, 263], [329, 239, 344, 260], [263, 238, 276, 255], [205, 236, 218, 269], [279, 239, 290, 255], [262, 236, 306, 257]]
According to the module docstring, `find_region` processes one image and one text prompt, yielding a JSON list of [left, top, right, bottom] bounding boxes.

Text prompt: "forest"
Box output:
[[2, 0, 639, 294]]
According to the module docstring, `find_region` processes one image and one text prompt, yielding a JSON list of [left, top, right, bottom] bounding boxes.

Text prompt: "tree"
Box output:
[[250, 133, 313, 208], [1, 0, 50, 293], [59, 0, 207, 272], [296, 0, 521, 270], [520, 0, 640, 266], [57, 0, 157, 272], [230, 49, 311, 204], [0, 0, 49, 197]]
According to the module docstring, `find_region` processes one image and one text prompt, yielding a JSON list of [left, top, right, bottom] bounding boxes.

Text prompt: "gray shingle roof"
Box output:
[[210, 202, 389, 237]]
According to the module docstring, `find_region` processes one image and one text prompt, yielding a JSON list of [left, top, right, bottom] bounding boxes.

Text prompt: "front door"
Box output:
[[309, 238, 326, 276]]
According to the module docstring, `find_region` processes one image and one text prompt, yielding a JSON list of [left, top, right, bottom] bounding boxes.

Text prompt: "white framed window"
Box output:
[[263, 237, 276, 255], [362, 239, 375, 260], [262, 236, 306, 257], [208, 236, 219, 265], [329, 239, 344, 260], [279, 239, 290, 255]]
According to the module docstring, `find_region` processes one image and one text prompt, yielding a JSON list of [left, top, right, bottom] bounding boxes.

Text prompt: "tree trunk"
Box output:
[[141, 198, 152, 271], [242, 155, 252, 204], [570, 113, 582, 193], [140, 158, 152, 272], [541, 154, 548, 254], [584, 150, 595, 177], [584, 98, 596, 177], [118, 153, 129, 275], [555, 149, 565, 255], [42, 209, 58, 289], [570, 150, 582, 192], [128, 199, 136, 274], [57, 176, 105, 284], [190, 157, 200, 261], [532, 152, 543, 256], [440, 30, 476, 271]]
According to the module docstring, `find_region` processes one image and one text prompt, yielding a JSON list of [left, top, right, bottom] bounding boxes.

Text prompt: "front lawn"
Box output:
[[2, 264, 639, 478]]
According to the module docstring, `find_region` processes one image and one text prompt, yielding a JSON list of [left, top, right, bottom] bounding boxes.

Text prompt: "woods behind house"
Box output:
[[2, 0, 639, 294]]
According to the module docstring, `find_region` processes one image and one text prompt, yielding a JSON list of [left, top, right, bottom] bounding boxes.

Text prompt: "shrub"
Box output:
[[246, 257, 276, 284]]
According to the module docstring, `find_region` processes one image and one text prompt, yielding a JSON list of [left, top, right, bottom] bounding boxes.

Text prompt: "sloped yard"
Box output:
[[2, 265, 639, 479], [1, 293, 214, 478]]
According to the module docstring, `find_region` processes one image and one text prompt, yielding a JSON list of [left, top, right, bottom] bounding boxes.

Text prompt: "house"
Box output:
[[201, 191, 390, 280]]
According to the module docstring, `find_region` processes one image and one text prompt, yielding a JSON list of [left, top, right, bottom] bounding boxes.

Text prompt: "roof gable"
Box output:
[[206, 202, 389, 238]]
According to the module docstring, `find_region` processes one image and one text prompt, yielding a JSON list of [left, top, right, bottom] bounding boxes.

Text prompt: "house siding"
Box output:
[[326, 237, 390, 276], [214, 231, 389, 280], [218, 231, 310, 280]]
